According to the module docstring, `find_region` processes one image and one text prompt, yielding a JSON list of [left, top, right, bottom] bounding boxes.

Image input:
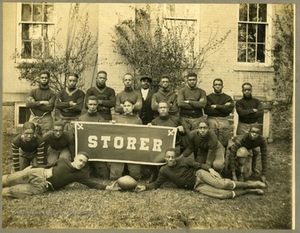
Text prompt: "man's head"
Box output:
[[197, 120, 210, 137], [52, 121, 64, 139], [123, 73, 134, 88], [122, 99, 134, 115], [39, 71, 50, 86], [164, 148, 177, 167], [22, 122, 36, 142], [236, 147, 249, 167], [140, 76, 152, 90], [242, 82, 253, 98], [213, 78, 224, 94], [72, 152, 89, 170], [96, 71, 107, 88], [157, 101, 170, 117], [186, 72, 198, 88], [159, 76, 170, 90], [66, 73, 79, 89], [87, 96, 99, 113], [249, 123, 261, 140]]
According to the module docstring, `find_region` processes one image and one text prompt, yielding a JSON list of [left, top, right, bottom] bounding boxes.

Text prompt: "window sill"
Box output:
[[234, 65, 274, 72]]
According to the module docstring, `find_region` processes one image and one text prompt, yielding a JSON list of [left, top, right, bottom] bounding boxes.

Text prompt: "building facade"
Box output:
[[2, 3, 291, 137]]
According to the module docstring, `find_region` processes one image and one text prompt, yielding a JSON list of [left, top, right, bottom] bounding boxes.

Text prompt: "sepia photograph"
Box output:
[[1, 1, 297, 231]]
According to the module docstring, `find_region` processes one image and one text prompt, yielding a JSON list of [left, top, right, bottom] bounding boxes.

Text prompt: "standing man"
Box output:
[[152, 75, 179, 117], [110, 100, 143, 180], [26, 71, 56, 135], [43, 121, 75, 165], [205, 78, 234, 148], [139, 75, 155, 125], [177, 72, 207, 134], [236, 82, 264, 173], [55, 73, 85, 131], [85, 71, 116, 121], [115, 73, 142, 115]]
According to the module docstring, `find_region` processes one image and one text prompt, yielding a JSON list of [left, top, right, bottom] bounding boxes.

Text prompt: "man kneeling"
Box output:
[[2, 152, 119, 198], [136, 148, 266, 199]]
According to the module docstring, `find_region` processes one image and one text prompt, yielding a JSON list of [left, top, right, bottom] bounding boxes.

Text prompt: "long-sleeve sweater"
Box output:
[[11, 134, 45, 171], [78, 111, 106, 122], [43, 131, 75, 158], [146, 157, 209, 190], [236, 96, 264, 124], [114, 114, 142, 125], [182, 130, 219, 166], [47, 158, 106, 190], [115, 87, 142, 114], [55, 88, 85, 118], [26, 86, 56, 117], [151, 89, 179, 116], [205, 93, 234, 117], [177, 86, 207, 118], [229, 133, 268, 176], [85, 85, 116, 120]]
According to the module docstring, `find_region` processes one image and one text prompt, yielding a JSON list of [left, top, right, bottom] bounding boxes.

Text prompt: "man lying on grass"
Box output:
[[2, 152, 119, 198], [136, 148, 267, 199]]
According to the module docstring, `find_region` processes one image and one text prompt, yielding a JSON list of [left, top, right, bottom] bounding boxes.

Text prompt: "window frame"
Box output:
[[15, 103, 31, 128], [16, 2, 56, 62], [162, 4, 200, 57], [236, 4, 273, 68]]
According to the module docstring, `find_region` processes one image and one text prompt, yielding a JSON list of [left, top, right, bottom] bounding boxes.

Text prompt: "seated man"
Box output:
[[78, 96, 105, 122], [136, 148, 266, 199], [181, 119, 225, 172], [228, 123, 268, 183], [110, 99, 142, 180], [2, 152, 120, 199], [43, 121, 75, 164], [11, 122, 45, 171]]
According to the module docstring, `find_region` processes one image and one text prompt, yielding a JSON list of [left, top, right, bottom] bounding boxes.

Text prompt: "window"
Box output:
[[237, 4, 268, 63], [15, 103, 31, 127], [18, 3, 55, 59]]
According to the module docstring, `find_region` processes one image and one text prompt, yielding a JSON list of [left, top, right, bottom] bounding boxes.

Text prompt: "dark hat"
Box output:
[[140, 76, 152, 83]]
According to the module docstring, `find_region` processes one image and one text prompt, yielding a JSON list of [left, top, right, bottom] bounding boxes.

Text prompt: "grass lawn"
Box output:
[[1, 134, 293, 229]]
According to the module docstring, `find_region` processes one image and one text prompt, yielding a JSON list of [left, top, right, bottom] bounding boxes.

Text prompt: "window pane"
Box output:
[[257, 44, 265, 62], [238, 43, 247, 62], [22, 24, 31, 40], [43, 25, 54, 41], [21, 41, 32, 59], [32, 40, 42, 58], [33, 4, 42, 21], [247, 44, 256, 62], [257, 24, 266, 42], [32, 25, 42, 39], [248, 24, 256, 42], [258, 4, 267, 22], [19, 107, 30, 124], [22, 4, 31, 21], [249, 4, 258, 22], [44, 5, 54, 22], [238, 24, 247, 42], [239, 4, 248, 21]]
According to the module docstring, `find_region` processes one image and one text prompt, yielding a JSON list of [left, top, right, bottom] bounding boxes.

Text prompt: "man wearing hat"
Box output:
[[139, 75, 155, 125], [228, 123, 268, 183]]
